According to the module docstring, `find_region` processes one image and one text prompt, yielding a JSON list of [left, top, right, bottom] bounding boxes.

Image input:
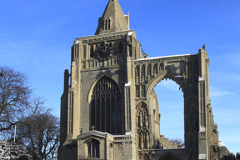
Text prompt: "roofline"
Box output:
[[76, 30, 135, 40], [135, 53, 198, 62]]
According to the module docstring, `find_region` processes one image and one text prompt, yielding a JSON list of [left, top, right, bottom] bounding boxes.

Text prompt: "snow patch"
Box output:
[[125, 80, 131, 87], [219, 141, 226, 147]]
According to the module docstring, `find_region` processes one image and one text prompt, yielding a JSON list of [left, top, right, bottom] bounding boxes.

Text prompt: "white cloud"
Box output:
[[209, 86, 232, 98], [210, 71, 240, 82]]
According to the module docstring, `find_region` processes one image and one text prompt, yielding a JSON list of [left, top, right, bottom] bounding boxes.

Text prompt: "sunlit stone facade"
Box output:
[[58, 0, 229, 159]]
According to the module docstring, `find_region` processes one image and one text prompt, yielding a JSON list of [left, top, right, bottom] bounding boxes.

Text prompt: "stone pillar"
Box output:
[[125, 83, 131, 132], [198, 46, 208, 160]]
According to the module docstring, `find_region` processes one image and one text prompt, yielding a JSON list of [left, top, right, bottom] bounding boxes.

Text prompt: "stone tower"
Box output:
[[58, 1, 230, 160]]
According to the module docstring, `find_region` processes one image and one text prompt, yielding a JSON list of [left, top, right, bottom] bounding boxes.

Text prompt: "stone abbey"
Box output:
[[58, 0, 230, 159]]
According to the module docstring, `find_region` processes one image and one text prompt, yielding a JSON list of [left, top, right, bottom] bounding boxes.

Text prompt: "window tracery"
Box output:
[[90, 76, 122, 134]]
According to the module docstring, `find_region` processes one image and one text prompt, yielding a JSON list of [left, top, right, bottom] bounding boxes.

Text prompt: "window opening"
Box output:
[[90, 76, 122, 134], [104, 18, 111, 30], [90, 45, 94, 57], [108, 19, 111, 30], [119, 41, 123, 53], [87, 139, 99, 158]]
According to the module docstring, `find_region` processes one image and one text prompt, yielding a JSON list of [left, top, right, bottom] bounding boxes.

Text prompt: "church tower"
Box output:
[[58, 0, 229, 160], [59, 0, 143, 159]]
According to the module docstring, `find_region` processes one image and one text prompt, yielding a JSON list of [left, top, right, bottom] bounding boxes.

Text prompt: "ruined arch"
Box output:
[[146, 73, 184, 98]]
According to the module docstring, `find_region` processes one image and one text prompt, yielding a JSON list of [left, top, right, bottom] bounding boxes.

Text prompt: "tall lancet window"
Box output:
[[104, 17, 111, 30], [90, 76, 122, 134]]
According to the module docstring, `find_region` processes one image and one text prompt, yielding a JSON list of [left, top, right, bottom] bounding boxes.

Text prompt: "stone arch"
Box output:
[[146, 73, 184, 98], [159, 153, 180, 160]]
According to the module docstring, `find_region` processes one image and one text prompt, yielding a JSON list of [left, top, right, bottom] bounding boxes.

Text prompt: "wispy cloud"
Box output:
[[209, 86, 232, 98]]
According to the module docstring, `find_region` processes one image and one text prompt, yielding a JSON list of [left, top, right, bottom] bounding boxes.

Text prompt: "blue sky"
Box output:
[[0, 0, 239, 154]]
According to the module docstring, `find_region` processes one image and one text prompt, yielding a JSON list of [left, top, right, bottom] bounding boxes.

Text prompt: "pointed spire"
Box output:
[[95, 0, 129, 35]]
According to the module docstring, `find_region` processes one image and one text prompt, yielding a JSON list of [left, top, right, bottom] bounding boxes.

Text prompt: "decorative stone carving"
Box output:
[[137, 102, 150, 150]]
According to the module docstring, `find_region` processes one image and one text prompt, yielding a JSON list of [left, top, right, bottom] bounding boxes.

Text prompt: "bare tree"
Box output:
[[170, 138, 185, 148], [0, 66, 41, 136], [17, 111, 60, 160]]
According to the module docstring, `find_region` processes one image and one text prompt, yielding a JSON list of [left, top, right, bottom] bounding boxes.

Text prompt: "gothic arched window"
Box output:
[[90, 76, 122, 134]]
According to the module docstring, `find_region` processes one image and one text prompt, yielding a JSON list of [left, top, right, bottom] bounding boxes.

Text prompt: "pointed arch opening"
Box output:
[[152, 76, 184, 149], [90, 76, 122, 134]]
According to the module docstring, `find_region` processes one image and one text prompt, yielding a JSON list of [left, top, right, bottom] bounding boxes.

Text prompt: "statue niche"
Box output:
[[137, 102, 150, 150]]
